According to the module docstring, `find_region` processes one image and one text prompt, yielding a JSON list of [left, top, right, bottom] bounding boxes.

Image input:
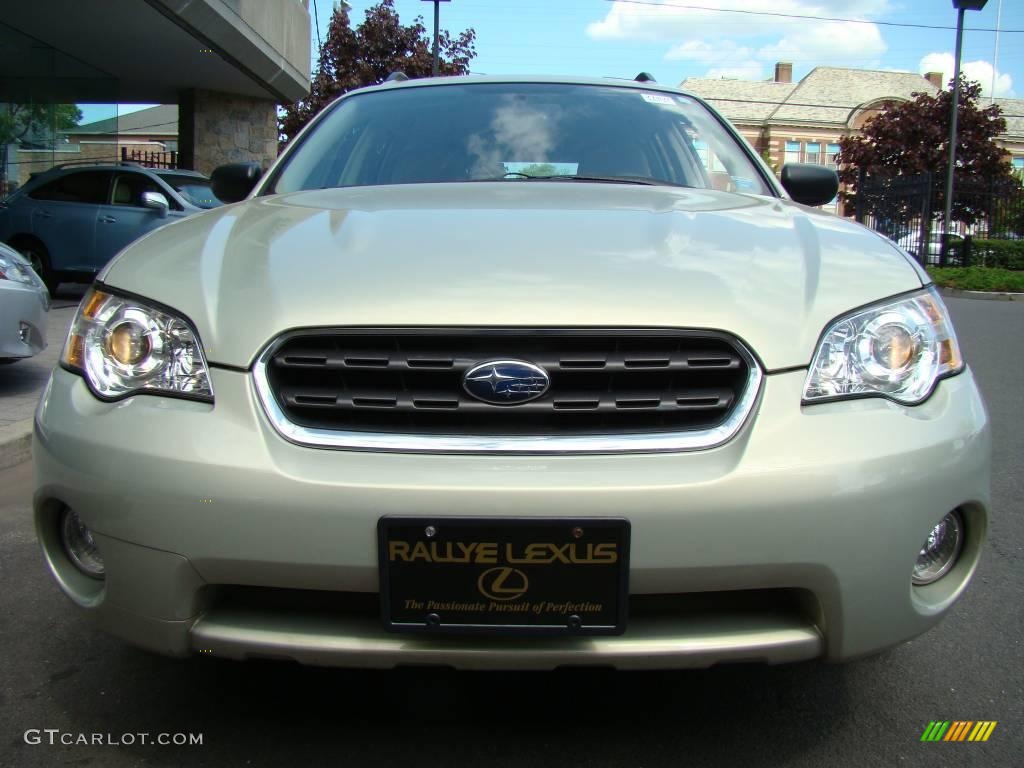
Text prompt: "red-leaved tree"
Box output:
[[279, 0, 476, 145], [838, 77, 1015, 226]]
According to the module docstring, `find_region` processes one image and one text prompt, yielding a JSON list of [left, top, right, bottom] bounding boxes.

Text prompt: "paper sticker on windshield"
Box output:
[[641, 93, 676, 106]]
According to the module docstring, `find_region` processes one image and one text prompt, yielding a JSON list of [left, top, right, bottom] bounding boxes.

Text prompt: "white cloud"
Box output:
[[587, 0, 890, 41], [665, 40, 763, 80], [665, 40, 733, 63], [918, 53, 1015, 97], [587, 0, 890, 80], [758, 21, 885, 67], [706, 64, 766, 80]]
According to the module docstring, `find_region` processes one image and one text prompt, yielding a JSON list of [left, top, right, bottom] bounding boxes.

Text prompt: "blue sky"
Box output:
[[80, 0, 1023, 124], [314, 0, 1023, 95]]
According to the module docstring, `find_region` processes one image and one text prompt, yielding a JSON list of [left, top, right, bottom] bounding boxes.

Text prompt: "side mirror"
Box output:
[[211, 162, 263, 203], [780, 164, 839, 207], [141, 190, 169, 218]]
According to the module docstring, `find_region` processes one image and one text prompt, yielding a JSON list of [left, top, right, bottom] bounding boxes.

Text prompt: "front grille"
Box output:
[[261, 330, 754, 438]]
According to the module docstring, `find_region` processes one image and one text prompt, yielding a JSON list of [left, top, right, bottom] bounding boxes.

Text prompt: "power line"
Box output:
[[602, 0, 1024, 34], [689, 94, 1024, 119], [312, 0, 323, 51], [70, 119, 179, 134]]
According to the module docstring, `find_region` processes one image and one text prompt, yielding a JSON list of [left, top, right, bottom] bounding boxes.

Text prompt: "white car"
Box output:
[[0, 242, 49, 363]]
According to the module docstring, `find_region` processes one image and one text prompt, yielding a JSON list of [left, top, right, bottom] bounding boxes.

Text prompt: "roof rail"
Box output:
[[385, 71, 410, 83], [36, 159, 143, 172], [634, 72, 657, 83]]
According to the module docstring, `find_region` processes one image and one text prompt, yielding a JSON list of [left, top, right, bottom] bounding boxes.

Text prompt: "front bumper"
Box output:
[[33, 365, 990, 669], [0, 281, 48, 359]]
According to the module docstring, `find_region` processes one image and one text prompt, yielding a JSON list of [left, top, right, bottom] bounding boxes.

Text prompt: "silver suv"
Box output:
[[33, 76, 990, 670], [0, 162, 220, 294]]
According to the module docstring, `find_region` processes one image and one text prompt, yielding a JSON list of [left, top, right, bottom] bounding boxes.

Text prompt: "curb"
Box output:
[[0, 418, 33, 471], [938, 287, 1023, 302]]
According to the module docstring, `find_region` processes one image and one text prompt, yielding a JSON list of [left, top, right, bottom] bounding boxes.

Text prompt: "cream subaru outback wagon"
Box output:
[[33, 76, 991, 669]]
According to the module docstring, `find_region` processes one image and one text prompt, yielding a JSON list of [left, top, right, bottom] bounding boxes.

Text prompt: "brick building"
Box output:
[[682, 63, 1024, 214]]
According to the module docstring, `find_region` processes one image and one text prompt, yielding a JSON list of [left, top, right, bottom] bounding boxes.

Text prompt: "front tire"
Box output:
[[10, 237, 58, 296]]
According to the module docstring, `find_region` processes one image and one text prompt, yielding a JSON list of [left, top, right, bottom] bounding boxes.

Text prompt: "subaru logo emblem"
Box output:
[[463, 360, 551, 405]]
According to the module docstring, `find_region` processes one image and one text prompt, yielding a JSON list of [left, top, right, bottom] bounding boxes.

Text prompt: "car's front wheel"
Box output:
[[10, 237, 57, 296]]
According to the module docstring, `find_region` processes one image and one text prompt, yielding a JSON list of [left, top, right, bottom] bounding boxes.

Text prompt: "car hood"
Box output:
[[101, 183, 923, 370]]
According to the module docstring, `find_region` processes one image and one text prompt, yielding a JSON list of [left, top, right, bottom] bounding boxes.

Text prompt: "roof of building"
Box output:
[[678, 79, 797, 122], [682, 66, 938, 128], [770, 67, 937, 125], [68, 104, 177, 136], [992, 98, 1024, 139]]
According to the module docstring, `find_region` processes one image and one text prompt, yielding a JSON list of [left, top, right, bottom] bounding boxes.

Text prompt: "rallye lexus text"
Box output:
[[33, 75, 990, 669]]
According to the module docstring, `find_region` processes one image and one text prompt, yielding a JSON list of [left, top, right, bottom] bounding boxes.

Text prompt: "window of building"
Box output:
[[1013, 156, 1024, 171], [693, 140, 728, 174], [784, 141, 802, 164], [826, 143, 841, 167], [693, 139, 709, 169], [806, 142, 822, 164]]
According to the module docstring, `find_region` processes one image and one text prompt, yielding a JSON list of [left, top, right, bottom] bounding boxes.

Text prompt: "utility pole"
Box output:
[[991, 0, 1003, 103], [421, 0, 450, 77], [943, 0, 988, 258]]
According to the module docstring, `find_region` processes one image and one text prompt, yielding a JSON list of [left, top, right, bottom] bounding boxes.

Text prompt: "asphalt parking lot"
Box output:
[[0, 296, 1021, 768]]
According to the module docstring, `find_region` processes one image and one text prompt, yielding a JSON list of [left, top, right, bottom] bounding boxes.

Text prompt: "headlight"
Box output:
[[61, 287, 213, 401], [803, 287, 963, 405], [0, 252, 36, 285]]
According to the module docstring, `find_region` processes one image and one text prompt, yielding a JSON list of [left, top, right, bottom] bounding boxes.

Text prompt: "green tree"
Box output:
[[510, 163, 559, 177], [279, 0, 476, 145], [837, 77, 1015, 226], [0, 103, 82, 190], [0, 103, 82, 146]]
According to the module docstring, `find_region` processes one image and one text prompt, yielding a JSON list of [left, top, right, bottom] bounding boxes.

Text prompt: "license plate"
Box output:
[[378, 517, 630, 635]]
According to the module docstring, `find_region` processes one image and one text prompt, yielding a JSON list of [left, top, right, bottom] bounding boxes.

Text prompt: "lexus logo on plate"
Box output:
[[463, 360, 550, 405], [477, 567, 530, 601]]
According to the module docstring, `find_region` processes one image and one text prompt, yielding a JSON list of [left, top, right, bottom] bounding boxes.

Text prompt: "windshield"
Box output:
[[270, 82, 773, 196], [159, 175, 222, 209]]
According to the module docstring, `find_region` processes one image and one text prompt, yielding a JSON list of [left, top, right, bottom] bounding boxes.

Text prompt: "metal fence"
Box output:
[[853, 171, 1024, 267], [121, 147, 178, 169], [854, 172, 935, 261]]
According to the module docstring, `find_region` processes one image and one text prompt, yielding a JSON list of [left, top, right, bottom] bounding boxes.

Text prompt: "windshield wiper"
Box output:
[[500, 172, 680, 187]]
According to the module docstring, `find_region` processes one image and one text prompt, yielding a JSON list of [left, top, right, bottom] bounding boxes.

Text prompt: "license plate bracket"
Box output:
[[378, 516, 630, 635]]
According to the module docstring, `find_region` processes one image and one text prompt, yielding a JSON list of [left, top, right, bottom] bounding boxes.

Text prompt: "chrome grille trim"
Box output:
[[251, 329, 764, 455]]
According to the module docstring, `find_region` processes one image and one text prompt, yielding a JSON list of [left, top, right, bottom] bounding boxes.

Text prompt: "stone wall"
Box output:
[[178, 89, 277, 175]]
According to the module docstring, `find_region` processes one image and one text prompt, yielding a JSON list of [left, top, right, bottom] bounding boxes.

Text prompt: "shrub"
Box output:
[[969, 238, 1024, 270], [927, 266, 1024, 292]]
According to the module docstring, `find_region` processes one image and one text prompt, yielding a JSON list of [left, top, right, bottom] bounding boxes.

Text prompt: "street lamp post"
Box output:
[[943, 0, 988, 257], [421, 0, 451, 77]]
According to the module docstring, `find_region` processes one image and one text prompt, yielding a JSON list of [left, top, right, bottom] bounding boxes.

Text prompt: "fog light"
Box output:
[[60, 508, 105, 579], [913, 511, 964, 585]]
